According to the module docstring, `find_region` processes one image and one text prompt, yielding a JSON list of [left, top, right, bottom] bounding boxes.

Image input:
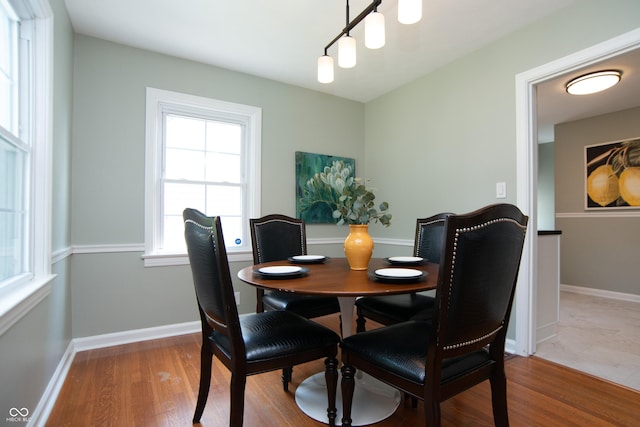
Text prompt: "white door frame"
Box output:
[[514, 28, 640, 356]]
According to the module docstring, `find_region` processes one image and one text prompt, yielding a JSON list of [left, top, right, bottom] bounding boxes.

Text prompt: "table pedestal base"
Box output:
[[295, 371, 401, 426]]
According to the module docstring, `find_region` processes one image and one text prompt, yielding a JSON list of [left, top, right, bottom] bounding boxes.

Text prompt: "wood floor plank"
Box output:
[[46, 314, 639, 426]]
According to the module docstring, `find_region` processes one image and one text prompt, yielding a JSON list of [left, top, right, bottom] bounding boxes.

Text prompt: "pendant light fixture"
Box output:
[[398, 0, 422, 24], [365, 9, 385, 49], [317, 0, 423, 84], [317, 55, 334, 83], [338, 35, 357, 68], [565, 70, 622, 95]]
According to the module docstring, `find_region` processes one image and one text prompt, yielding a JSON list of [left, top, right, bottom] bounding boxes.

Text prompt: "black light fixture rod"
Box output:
[[323, 0, 382, 53], [346, 0, 350, 33]]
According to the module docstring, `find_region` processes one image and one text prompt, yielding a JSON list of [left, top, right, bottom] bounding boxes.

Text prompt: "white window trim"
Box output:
[[0, 0, 55, 336], [143, 88, 261, 267]]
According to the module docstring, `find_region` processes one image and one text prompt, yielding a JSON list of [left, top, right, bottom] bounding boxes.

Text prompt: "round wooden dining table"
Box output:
[[237, 257, 438, 337], [237, 257, 438, 426]]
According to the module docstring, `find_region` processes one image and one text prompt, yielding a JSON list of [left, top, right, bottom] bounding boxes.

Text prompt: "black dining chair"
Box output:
[[355, 212, 452, 333], [184, 208, 340, 426], [339, 204, 528, 427], [250, 214, 340, 318], [250, 214, 341, 389]]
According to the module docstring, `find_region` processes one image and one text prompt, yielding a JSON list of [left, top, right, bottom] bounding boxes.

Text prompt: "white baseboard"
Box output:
[[536, 322, 557, 344], [73, 320, 200, 352], [29, 341, 75, 427], [505, 338, 516, 355], [560, 284, 640, 303]]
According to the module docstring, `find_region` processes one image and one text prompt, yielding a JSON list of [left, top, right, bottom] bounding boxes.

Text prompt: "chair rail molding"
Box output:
[[556, 211, 640, 218]]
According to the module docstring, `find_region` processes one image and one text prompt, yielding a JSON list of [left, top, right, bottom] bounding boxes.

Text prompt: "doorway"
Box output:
[[514, 28, 640, 356]]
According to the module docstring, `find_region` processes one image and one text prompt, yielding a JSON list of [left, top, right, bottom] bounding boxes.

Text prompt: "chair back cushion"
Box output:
[[436, 204, 528, 357], [250, 214, 307, 263], [414, 213, 453, 262], [183, 209, 242, 348]]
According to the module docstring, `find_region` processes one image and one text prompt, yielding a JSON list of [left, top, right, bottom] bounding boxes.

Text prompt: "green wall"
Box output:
[[70, 35, 364, 337], [365, 0, 640, 239], [538, 142, 556, 230]]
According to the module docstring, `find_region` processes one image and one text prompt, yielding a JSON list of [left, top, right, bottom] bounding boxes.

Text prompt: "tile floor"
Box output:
[[535, 290, 640, 391]]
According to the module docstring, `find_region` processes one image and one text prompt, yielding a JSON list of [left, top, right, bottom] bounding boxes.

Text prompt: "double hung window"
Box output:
[[144, 88, 261, 266], [0, 0, 53, 328]]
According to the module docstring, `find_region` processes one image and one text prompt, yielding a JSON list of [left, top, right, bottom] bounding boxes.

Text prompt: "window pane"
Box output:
[[163, 214, 186, 252], [0, 5, 17, 136], [220, 216, 244, 248], [162, 182, 206, 252], [205, 185, 242, 216], [0, 74, 11, 132], [166, 114, 205, 150], [0, 135, 26, 282], [207, 121, 241, 154], [163, 182, 206, 215], [165, 147, 205, 181], [205, 152, 240, 183]]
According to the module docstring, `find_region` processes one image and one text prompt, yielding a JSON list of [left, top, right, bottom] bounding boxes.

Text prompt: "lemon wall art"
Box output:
[[585, 137, 640, 209]]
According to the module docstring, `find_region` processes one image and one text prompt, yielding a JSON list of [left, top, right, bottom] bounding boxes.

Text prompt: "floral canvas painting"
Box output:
[[585, 137, 640, 209], [295, 151, 355, 223]]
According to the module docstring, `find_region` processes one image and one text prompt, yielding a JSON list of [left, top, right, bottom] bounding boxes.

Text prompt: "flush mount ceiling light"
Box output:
[[565, 70, 622, 95], [317, 0, 422, 84]]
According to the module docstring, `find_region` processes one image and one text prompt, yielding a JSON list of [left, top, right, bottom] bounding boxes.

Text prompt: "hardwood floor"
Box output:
[[46, 314, 639, 426]]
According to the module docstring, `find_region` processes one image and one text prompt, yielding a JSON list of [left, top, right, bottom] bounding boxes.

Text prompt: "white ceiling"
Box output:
[[64, 0, 640, 142], [536, 49, 640, 143]]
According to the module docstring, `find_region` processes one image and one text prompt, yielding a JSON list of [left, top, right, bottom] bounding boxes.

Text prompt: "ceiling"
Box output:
[[536, 49, 640, 143], [64, 0, 640, 143]]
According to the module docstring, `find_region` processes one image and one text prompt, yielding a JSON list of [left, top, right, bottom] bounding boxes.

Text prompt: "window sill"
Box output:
[[142, 250, 253, 267], [0, 274, 55, 336]]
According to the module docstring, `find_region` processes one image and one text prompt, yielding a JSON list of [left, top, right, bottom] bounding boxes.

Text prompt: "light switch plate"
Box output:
[[496, 182, 506, 198]]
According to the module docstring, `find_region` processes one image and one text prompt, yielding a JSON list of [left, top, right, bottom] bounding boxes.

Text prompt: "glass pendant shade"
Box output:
[[338, 35, 356, 68], [565, 70, 621, 95], [365, 11, 385, 49], [317, 55, 334, 83], [398, 0, 422, 25]]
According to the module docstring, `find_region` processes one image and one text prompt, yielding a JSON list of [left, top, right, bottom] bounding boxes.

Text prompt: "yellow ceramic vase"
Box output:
[[344, 224, 374, 270]]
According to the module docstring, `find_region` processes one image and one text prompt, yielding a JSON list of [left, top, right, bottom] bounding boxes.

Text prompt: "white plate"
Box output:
[[387, 256, 424, 263], [374, 268, 423, 279], [258, 266, 303, 275], [291, 255, 326, 261]]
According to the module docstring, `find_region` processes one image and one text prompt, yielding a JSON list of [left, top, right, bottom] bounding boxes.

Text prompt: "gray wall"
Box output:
[[555, 107, 640, 295]]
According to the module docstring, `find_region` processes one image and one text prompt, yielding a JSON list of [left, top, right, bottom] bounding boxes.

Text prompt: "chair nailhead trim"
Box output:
[[444, 326, 502, 350], [185, 219, 213, 232]]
